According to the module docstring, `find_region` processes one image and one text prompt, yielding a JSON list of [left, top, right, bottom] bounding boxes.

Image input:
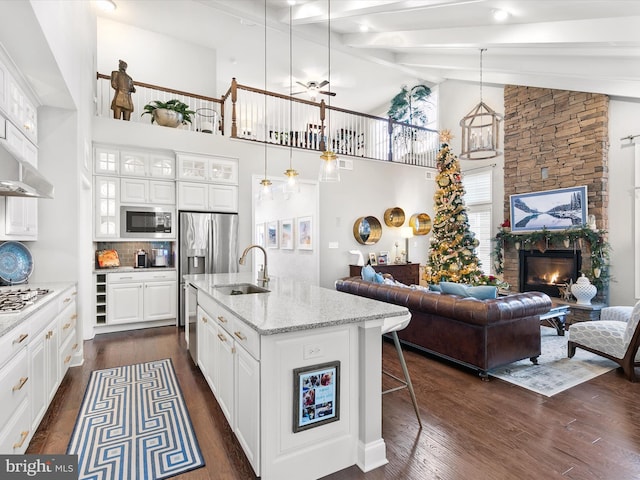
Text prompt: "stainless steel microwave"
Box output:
[[120, 206, 174, 239]]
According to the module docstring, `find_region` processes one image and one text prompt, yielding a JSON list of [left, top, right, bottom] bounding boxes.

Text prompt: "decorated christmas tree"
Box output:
[[424, 130, 484, 284]]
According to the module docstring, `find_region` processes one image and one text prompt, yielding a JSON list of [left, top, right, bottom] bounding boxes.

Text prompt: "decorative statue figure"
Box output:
[[110, 60, 136, 120]]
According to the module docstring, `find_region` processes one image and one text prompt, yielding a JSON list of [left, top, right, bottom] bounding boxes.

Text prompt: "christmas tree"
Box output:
[[424, 130, 484, 284]]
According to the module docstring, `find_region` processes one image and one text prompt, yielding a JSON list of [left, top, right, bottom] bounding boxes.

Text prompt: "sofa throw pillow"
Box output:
[[439, 281, 470, 297], [428, 284, 442, 292], [362, 265, 384, 283], [466, 285, 498, 300]]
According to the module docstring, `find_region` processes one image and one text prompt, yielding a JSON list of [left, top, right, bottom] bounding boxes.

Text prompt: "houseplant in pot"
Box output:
[[142, 99, 195, 127]]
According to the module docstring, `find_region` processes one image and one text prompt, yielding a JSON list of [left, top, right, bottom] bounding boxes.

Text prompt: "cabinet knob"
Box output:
[[201, 317, 207, 323], [64, 355, 72, 364], [64, 297, 71, 303], [12, 377, 28, 391], [63, 323, 72, 330]]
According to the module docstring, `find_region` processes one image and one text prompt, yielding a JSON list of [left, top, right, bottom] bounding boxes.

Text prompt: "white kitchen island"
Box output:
[[184, 273, 410, 480]]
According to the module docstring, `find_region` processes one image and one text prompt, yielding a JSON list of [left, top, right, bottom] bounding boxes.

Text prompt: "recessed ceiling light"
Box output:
[[492, 9, 509, 22], [96, 0, 117, 12], [359, 24, 370, 33], [287, 0, 297, 5]]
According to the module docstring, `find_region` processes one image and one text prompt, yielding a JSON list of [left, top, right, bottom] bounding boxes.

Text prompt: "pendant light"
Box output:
[[259, 0, 273, 201], [283, 3, 300, 194], [459, 48, 503, 160], [319, 0, 340, 182]]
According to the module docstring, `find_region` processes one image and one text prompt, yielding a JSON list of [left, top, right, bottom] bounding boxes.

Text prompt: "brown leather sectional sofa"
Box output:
[[335, 277, 552, 378]]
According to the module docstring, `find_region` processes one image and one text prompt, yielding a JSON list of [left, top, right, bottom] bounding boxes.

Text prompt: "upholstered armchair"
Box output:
[[567, 302, 640, 381]]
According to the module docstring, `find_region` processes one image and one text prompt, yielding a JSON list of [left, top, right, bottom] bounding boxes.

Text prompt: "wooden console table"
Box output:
[[349, 263, 420, 286]]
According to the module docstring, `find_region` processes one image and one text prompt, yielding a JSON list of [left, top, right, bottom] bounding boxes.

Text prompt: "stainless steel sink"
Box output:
[[215, 283, 270, 295]]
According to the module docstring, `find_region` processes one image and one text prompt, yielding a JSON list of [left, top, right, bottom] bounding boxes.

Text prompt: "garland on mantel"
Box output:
[[493, 225, 611, 293]]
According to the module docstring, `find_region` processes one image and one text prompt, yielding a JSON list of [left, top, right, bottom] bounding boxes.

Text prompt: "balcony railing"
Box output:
[[96, 74, 438, 167]]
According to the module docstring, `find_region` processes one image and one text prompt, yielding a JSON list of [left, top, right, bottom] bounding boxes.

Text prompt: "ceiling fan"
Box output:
[[291, 80, 336, 100]]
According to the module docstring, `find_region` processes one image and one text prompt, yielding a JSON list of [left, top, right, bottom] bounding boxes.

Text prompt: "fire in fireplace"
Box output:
[[519, 249, 581, 298]]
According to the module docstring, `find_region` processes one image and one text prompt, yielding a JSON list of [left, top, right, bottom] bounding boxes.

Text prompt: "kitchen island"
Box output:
[[184, 273, 410, 480]]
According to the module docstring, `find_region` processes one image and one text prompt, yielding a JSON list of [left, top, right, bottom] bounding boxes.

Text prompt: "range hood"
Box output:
[[0, 122, 54, 199]]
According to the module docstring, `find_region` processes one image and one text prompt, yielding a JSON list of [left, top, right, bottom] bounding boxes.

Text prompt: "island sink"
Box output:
[[215, 283, 270, 295]]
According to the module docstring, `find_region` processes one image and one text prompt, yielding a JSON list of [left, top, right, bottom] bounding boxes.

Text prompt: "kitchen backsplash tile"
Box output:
[[96, 241, 174, 268]]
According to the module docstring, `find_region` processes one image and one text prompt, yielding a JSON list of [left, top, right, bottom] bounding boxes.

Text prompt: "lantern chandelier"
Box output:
[[318, 0, 340, 182], [459, 48, 503, 160]]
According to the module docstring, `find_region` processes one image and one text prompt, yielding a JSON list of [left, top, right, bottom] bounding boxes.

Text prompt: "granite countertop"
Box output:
[[0, 282, 76, 337], [94, 266, 176, 273], [184, 273, 409, 335]]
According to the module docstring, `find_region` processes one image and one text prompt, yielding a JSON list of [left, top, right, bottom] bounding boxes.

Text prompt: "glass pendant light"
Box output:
[[319, 0, 340, 182], [283, 4, 300, 194], [259, 0, 273, 200]]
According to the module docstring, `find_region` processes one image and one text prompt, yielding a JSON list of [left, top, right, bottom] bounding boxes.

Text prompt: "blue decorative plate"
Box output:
[[0, 241, 34, 285]]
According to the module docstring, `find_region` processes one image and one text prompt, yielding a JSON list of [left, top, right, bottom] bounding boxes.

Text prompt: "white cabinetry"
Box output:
[[121, 178, 175, 205], [94, 176, 119, 238], [5, 196, 37, 239], [106, 270, 177, 325], [197, 293, 260, 475], [94, 146, 119, 175], [177, 153, 238, 212], [8, 75, 37, 144], [120, 150, 175, 179], [0, 59, 8, 113]]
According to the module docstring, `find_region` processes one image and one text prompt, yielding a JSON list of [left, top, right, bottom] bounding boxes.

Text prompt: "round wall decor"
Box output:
[[383, 207, 405, 227], [353, 216, 382, 245], [409, 213, 432, 235]]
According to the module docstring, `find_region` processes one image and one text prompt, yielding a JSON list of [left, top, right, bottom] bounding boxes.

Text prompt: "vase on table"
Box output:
[[571, 274, 597, 305]]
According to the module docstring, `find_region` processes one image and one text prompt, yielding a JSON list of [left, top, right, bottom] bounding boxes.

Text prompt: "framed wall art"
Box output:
[[297, 216, 313, 250], [510, 186, 587, 232], [293, 361, 340, 433], [280, 219, 294, 250], [267, 221, 279, 248]]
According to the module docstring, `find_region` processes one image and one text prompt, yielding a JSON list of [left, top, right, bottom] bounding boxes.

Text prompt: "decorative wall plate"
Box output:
[[353, 216, 382, 245], [0, 241, 34, 285], [409, 213, 432, 235]]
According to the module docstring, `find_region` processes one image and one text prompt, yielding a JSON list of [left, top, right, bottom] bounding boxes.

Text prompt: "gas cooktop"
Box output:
[[0, 287, 52, 313]]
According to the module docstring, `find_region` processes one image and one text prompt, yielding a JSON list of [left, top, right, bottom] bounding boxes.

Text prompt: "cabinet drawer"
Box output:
[[0, 398, 30, 454], [58, 302, 77, 346], [57, 286, 77, 311], [108, 270, 177, 283], [0, 322, 31, 369], [229, 314, 260, 360], [0, 348, 29, 431]]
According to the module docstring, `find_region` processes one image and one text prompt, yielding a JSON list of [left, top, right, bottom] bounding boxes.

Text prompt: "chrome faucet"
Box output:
[[239, 244, 269, 286]]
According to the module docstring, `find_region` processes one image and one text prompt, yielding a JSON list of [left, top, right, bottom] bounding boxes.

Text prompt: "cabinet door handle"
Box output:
[[72, 343, 78, 351], [12, 377, 28, 391], [201, 317, 207, 323], [64, 355, 72, 364], [13, 431, 29, 449], [217, 315, 227, 323], [64, 297, 71, 303], [234, 331, 247, 341], [71, 314, 78, 320], [13, 333, 28, 344], [63, 323, 72, 330], [217, 333, 227, 342]]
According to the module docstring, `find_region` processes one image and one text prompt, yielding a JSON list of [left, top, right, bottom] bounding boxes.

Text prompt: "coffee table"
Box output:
[[540, 304, 571, 336]]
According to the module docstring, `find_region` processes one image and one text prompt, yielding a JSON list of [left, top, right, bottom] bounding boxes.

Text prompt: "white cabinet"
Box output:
[[197, 294, 260, 475], [28, 316, 59, 429], [177, 153, 238, 212], [0, 59, 8, 114], [8, 75, 37, 144], [107, 282, 144, 324], [4, 121, 37, 167], [94, 176, 119, 238], [121, 150, 175, 179], [178, 182, 238, 212], [121, 178, 175, 205], [106, 270, 177, 325], [5, 196, 37, 239], [57, 286, 78, 380], [94, 146, 119, 175]]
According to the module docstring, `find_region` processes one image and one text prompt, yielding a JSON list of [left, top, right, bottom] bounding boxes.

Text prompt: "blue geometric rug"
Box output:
[[67, 359, 205, 480]]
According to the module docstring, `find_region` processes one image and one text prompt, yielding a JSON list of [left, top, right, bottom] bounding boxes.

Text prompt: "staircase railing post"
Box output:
[[319, 100, 326, 151], [231, 77, 238, 138], [388, 117, 394, 161]]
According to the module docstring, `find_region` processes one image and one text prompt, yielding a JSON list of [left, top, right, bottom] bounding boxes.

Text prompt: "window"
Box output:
[[464, 169, 493, 274]]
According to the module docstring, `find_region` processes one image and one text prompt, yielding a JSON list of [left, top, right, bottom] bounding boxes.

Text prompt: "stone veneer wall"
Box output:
[[502, 85, 609, 293]]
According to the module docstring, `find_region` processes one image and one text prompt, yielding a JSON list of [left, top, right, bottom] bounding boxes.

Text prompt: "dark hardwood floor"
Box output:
[[28, 326, 640, 479]]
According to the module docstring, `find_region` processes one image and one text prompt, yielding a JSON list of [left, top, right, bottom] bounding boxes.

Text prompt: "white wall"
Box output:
[[97, 17, 217, 97]]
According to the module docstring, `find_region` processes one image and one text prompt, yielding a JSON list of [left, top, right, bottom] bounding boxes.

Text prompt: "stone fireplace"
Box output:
[[519, 249, 581, 298], [501, 85, 609, 302]]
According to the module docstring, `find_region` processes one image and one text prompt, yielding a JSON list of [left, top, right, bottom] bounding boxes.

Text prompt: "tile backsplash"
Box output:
[[95, 241, 174, 268]]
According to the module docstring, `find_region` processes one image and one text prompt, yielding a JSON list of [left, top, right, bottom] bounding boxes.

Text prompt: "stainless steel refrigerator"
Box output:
[[178, 211, 238, 363]]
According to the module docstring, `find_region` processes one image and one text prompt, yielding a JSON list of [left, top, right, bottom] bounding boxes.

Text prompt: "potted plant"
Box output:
[[142, 99, 195, 127]]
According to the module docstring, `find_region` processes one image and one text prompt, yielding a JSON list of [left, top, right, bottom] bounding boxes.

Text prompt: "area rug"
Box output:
[[68, 359, 205, 480], [490, 326, 619, 396]]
